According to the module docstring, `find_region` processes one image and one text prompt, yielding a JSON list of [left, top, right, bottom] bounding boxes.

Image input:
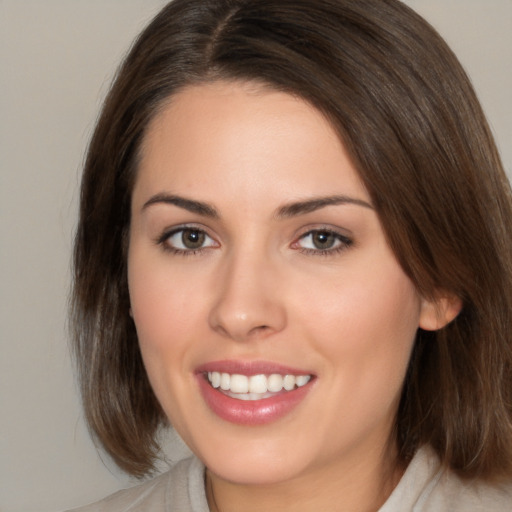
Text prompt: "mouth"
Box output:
[[196, 361, 315, 425], [206, 371, 311, 401]]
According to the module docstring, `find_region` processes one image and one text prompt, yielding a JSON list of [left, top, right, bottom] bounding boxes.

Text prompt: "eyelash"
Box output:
[[156, 225, 217, 256], [294, 228, 353, 256], [156, 226, 353, 257]]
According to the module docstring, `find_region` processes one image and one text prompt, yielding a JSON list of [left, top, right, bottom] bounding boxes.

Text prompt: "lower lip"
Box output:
[[197, 375, 313, 425]]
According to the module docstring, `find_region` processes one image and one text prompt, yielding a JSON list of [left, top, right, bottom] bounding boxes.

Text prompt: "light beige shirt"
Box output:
[[67, 447, 512, 511]]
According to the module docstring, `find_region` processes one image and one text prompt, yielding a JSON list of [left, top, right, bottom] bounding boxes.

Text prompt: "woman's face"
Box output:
[[128, 81, 433, 485]]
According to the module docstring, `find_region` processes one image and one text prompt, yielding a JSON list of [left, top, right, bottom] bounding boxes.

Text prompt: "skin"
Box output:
[[128, 81, 457, 511]]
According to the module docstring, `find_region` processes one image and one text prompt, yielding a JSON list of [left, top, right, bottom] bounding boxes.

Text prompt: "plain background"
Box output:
[[1, 1, 511, 511]]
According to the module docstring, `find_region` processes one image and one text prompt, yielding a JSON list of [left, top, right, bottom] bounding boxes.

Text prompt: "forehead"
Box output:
[[134, 80, 368, 207]]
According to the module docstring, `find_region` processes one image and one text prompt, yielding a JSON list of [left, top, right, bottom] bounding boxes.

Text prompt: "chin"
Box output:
[[180, 422, 315, 485], [205, 450, 306, 486]]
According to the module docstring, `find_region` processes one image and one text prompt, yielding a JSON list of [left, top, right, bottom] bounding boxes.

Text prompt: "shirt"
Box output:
[[67, 446, 512, 511]]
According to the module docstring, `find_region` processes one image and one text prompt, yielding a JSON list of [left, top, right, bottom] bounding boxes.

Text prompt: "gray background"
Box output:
[[1, 1, 511, 511]]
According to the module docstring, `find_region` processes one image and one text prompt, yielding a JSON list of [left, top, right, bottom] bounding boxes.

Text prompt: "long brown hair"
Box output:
[[72, 0, 512, 479]]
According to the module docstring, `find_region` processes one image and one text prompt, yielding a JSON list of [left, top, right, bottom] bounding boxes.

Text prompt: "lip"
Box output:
[[195, 360, 315, 425], [196, 359, 314, 376]]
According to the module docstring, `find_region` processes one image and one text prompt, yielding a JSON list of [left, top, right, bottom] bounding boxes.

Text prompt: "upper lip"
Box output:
[[195, 360, 314, 377]]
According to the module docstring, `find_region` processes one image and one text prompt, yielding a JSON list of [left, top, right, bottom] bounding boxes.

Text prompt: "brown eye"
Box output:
[[296, 229, 352, 254], [311, 231, 336, 250], [162, 227, 216, 252], [181, 229, 205, 249]]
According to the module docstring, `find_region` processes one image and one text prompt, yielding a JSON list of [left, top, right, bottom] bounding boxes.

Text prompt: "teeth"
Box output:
[[283, 375, 295, 391], [209, 372, 221, 388], [230, 374, 249, 393], [207, 372, 311, 397], [220, 372, 230, 391], [295, 375, 309, 387], [249, 374, 267, 393], [268, 374, 283, 392]]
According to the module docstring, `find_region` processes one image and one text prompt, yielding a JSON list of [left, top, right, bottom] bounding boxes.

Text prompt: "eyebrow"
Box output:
[[142, 193, 373, 219], [276, 195, 373, 218], [142, 193, 219, 218]]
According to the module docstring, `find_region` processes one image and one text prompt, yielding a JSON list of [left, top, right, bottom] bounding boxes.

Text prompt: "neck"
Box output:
[[205, 442, 404, 512]]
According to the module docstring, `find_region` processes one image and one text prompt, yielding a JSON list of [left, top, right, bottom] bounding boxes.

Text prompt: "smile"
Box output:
[[196, 361, 315, 425], [207, 372, 311, 400]]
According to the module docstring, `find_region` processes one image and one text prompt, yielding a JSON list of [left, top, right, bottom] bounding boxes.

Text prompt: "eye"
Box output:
[[295, 229, 352, 254], [161, 227, 217, 253]]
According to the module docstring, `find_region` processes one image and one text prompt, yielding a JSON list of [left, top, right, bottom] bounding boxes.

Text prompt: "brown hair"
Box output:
[[72, 0, 512, 479]]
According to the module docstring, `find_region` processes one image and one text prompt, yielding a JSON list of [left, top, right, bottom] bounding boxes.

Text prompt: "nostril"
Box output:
[[207, 281, 287, 341], [249, 325, 270, 335]]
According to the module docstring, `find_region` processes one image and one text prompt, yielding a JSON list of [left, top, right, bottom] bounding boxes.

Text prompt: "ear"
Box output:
[[419, 293, 462, 331]]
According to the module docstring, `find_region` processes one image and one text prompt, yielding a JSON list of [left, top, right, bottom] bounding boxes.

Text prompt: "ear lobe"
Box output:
[[419, 294, 462, 331]]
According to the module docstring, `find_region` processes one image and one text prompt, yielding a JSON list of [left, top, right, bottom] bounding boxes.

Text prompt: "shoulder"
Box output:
[[65, 456, 208, 512], [381, 446, 512, 512], [425, 470, 512, 511]]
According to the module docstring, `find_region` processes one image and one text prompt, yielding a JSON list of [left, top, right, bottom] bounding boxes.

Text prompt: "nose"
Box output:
[[208, 250, 287, 342]]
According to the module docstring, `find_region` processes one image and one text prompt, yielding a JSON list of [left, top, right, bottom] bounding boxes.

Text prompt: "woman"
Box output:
[[69, 0, 512, 510]]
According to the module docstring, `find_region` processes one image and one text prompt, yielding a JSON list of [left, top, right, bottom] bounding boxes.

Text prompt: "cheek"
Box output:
[[127, 248, 202, 380], [299, 268, 419, 332], [294, 258, 421, 389], [127, 250, 205, 426]]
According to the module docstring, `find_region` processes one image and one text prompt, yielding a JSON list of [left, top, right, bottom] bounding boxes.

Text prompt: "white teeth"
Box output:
[[295, 375, 310, 387], [206, 372, 311, 398], [249, 374, 267, 393], [220, 372, 230, 391], [230, 374, 249, 393], [283, 375, 295, 391], [211, 372, 221, 388], [267, 374, 283, 392]]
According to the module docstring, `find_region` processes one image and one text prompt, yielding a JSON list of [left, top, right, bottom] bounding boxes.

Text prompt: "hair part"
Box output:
[[72, 0, 512, 479]]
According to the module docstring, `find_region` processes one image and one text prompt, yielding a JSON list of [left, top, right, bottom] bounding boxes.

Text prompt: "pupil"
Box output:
[[182, 229, 204, 249], [313, 231, 334, 249]]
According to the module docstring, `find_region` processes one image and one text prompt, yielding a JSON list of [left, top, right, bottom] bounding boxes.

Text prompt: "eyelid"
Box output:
[[292, 224, 353, 242], [156, 223, 220, 254], [291, 226, 353, 255]]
